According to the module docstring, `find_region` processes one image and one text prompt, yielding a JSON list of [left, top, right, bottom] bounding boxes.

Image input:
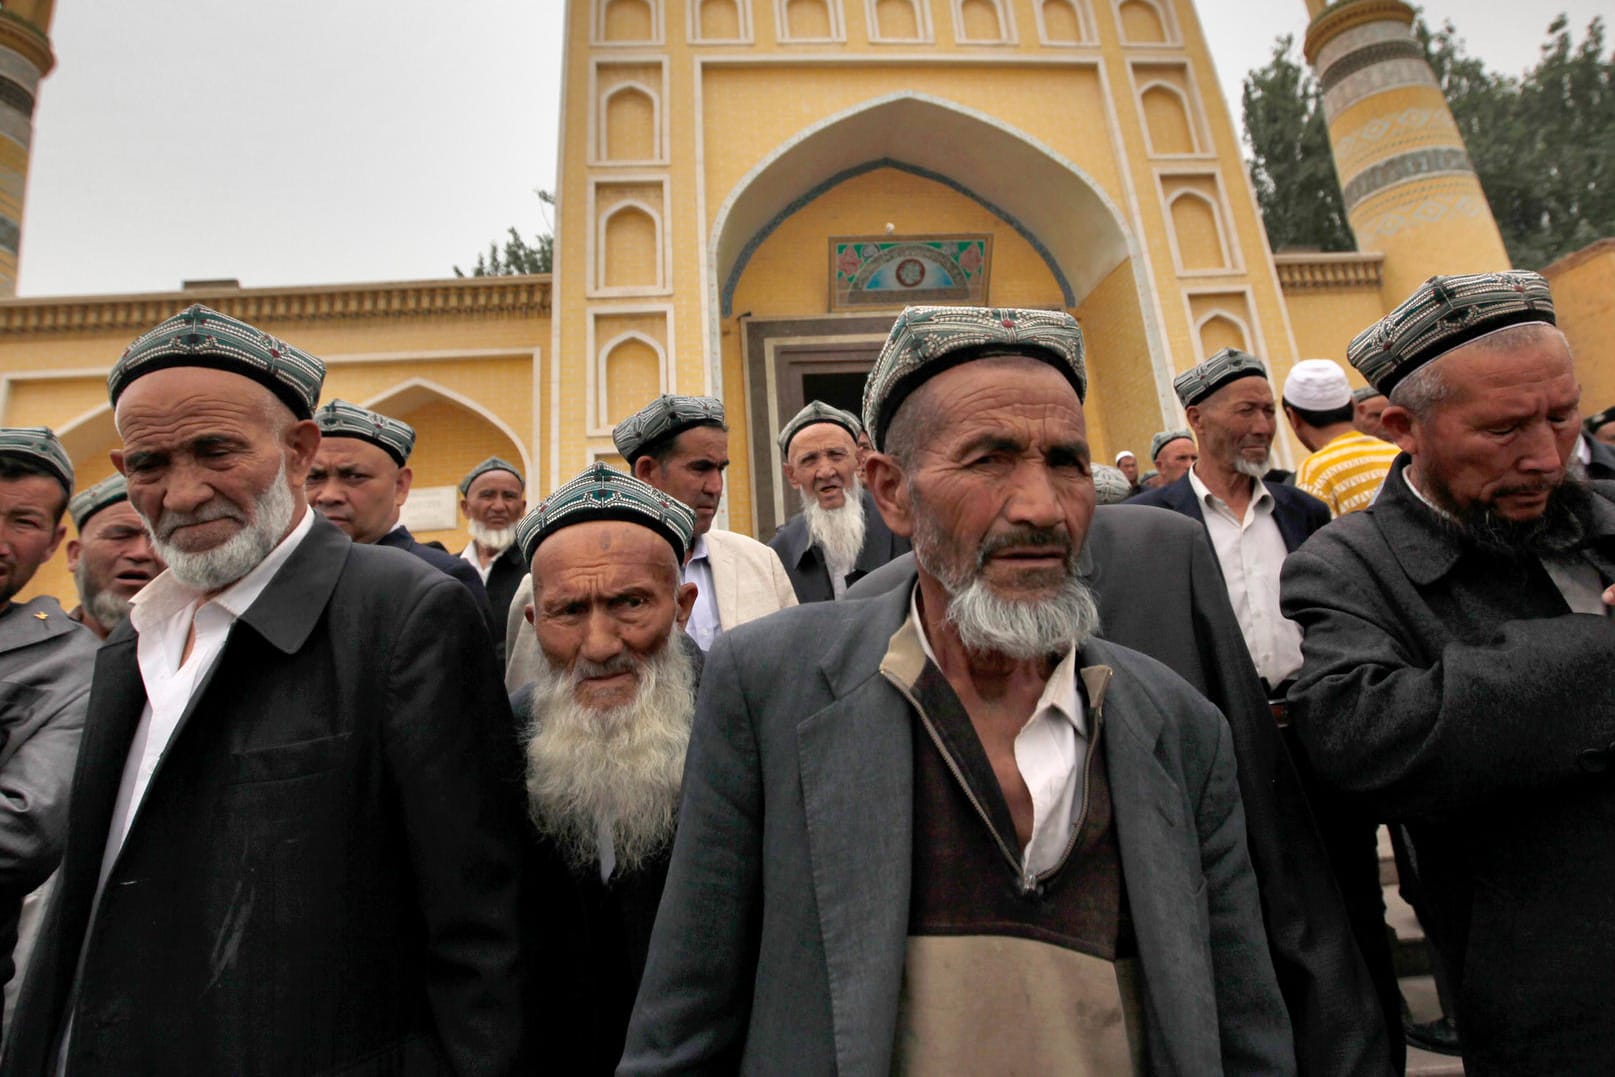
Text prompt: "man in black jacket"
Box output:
[[3, 305, 527, 1075], [459, 456, 529, 659], [308, 398, 498, 644]]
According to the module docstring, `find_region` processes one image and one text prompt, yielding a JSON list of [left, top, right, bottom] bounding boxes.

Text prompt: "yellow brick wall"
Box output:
[[1543, 242, 1615, 418]]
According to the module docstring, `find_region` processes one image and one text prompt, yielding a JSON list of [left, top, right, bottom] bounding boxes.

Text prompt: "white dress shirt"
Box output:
[[1189, 469, 1305, 687], [682, 535, 720, 651], [909, 589, 1088, 880], [100, 509, 316, 880], [459, 542, 495, 584]]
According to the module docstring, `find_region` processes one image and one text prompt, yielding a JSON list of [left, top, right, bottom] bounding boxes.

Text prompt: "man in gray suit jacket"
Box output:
[[622, 306, 1291, 1073]]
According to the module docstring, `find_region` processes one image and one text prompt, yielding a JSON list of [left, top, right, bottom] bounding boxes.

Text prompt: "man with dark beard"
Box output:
[[768, 400, 908, 602], [64, 474, 162, 639], [511, 463, 698, 1075], [1283, 271, 1615, 1075], [622, 306, 1291, 1074], [3, 305, 526, 1076]]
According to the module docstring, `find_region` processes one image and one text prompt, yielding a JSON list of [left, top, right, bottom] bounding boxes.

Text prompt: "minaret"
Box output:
[[1303, 0, 1510, 305], [0, 0, 56, 297]]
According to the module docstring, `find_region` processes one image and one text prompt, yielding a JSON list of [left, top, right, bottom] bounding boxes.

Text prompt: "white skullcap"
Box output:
[[1283, 359, 1352, 411], [1114, 450, 1135, 463]]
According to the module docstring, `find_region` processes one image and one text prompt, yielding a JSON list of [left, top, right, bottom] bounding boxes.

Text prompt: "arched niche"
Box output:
[[598, 332, 667, 428], [602, 83, 658, 162], [1141, 83, 1197, 155], [1040, 0, 1085, 43], [599, 202, 662, 292], [1169, 190, 1229, 272], [1116, 0, 1167, 43], [873, 0, 921, 40], [1196, 312, 1249, 358], [602, 0, 656, 42], [958, 0, 1006, 41]]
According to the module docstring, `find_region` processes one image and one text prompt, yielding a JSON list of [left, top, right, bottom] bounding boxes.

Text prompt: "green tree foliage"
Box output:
[[1241, 35, 1355, 252], [455, 190, 554, 277], [1243, 15, 1614, 270]]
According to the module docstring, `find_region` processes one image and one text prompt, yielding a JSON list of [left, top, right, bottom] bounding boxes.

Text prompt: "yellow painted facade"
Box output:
[[0, 0, 1611, 607]]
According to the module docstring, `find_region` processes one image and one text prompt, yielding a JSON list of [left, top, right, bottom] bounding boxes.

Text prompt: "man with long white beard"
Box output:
[[510, 463, 698, 1075], [2, 305, 527, 1076], [63, 474, 162, 639], [458, 456, 528, 658], [768, 400, 908, 602], [622, 306, 1290, 1074]]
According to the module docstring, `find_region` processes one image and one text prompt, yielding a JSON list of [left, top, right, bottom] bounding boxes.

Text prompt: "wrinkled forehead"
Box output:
[[113, 368, 290, 452], [465, 469, 524, 498], [531, 518, 680, 583], [788, 422, 857, 461], [81, 500, 144, 537], [311, 436, 400, 474]]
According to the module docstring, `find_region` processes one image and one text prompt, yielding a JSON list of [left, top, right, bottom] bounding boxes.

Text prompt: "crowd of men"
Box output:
[[0, 269, 1607, 1075]]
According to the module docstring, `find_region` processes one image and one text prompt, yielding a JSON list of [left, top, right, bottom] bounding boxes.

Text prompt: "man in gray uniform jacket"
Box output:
[[0, 428, 97, 1021]]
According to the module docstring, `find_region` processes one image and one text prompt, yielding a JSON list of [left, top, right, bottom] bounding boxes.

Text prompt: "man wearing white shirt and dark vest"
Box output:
[[307, 399, 499, 645], [622, 306, 1290, 1074], [1284, 272, 1615, 1073], [459, 456, 529, 660], [1126, 349, 1406, 1066], [2, 305, 527, 1075]]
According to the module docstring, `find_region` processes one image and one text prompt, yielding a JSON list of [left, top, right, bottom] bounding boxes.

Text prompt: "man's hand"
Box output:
[[1604, 583, 1615, 608]]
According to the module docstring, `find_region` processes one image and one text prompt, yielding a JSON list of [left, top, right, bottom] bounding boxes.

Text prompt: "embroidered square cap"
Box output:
[[109, 304, 326, 420], [1174, 348, 1268, 408], [861, 306, 1086, 450], [459, 456, 524, 496], [1150, 429, 1194, 462], [611, 395, 727, 464], [0, 426, 72, 498], [1348, 271, 1556, 395], [69, 473, 129, 530], [515, 462, 696, 565], [778, 400, 862, 456], [314, 400, 416, 467]]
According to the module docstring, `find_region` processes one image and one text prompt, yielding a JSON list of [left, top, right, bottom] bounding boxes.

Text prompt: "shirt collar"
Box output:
[[1188, 466, 1272, 512], [1400, 466, 1457, 522], [905, 584, 1086, 737], [688, 534, 709, 565], [1578, 433, 1593, 467], [130, 507, 317, 631]]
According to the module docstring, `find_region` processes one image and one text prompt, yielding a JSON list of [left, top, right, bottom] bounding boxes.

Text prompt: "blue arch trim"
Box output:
[[719, 157, 1078, 317]]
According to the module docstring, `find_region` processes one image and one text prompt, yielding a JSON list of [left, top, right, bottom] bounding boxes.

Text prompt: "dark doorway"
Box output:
[[800, 371, 867, 418]]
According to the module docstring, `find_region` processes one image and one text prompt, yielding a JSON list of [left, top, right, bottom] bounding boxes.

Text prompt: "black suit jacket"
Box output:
[[379, 525, 499, 644], [1127, 472, 1330, 554], [767, 488, 910, 603], [846, 506, 1393, 1076], [463, 544, 529, 661], [4, 516, 528, 1076]]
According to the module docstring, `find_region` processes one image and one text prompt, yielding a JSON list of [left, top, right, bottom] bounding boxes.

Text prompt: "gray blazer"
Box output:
[[849, 507, 1392, 1075], [620, 583, 1293, 1075]]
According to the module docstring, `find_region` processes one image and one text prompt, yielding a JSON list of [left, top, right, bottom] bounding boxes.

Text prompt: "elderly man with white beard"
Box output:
[[2, 305, 527, 1076], [509, 463, 700, 1076], [621, 306, 1291, 1074], [768, 400, 909, 602]]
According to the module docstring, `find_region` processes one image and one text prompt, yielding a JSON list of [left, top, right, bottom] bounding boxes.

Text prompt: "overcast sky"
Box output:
[[14, 0, 1608, 297]]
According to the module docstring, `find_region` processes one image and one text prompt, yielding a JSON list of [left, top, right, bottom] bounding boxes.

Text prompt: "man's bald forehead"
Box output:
[[114, 366, 295, 435]]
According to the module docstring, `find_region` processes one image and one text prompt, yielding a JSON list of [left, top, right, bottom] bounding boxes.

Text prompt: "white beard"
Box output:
[[523, 636, 697, 876], [800, 479, 866, 578], [1233, 453, 1271, 480], [911, 501, 1101, 662], [144, 460, 296, 592], [468, 520, 516, 554]]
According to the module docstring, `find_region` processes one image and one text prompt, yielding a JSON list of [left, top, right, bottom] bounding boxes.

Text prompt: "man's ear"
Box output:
[[1379, 405, 1418, 455], [44, 523, 67, 564], [781, 458, 797, 490], [632, 456, 660, 484], [862, 452, 913, 538], [283, 420, 322, 482], [65, 538, 83, 572], [674, 581, 698, 629], [395, 466, 414, 506], [524, 601, 536, 627]]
